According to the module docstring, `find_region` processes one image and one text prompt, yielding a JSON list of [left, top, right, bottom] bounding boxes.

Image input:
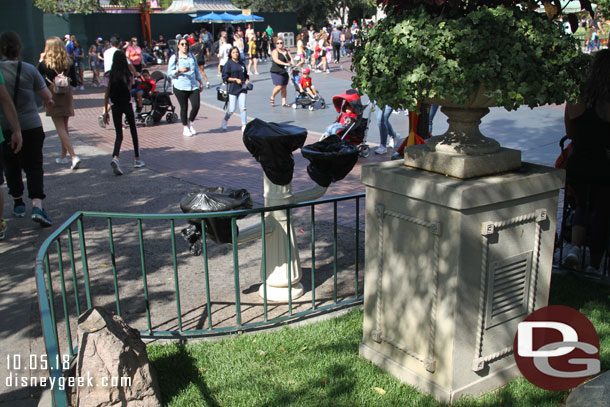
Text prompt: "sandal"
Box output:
[[269, 98, 275, 106], [282, 103, 291, 107]]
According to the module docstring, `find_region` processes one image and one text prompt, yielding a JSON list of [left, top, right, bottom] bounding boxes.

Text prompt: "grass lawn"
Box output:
[[148, 273, 610, 407]]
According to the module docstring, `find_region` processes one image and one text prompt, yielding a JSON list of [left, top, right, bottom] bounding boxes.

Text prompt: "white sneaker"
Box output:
[[206, 82, 210, 89], [565, 246, 581, 268], [183, 127, 193, 137], [133, 160, 145, 168], [56, 156, 70, 164], [221, 119, 228, 131], [374, 145, 387, 155], [70, 156, 81, 170], [79, 85, 85, 90], [188, 123, 197, 135], [387, 137, 395, 149]]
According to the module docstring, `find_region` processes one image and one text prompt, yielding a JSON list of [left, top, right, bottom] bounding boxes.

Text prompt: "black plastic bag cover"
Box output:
[[180, 187, 252, 214], [242, 118, 307, 185], [180, 187, 253, 244], [301, 135, 359, 187]]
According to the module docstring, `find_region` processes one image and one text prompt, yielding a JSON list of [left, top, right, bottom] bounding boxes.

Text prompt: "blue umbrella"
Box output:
[[192, 12, 222, 23], [233, 13, 264, 23], [215, 12, 236, 23]]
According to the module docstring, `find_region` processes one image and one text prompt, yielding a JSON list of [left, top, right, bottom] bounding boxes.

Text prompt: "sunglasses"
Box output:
[[179, 43, 188, 46], [277, 42, 284, 44]]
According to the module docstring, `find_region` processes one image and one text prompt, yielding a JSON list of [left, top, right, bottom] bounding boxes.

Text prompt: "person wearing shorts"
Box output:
[[269, 39, 293, 107]]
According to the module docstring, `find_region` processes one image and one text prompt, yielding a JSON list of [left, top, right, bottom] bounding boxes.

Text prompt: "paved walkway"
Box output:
[[0, 57, 568, 406]]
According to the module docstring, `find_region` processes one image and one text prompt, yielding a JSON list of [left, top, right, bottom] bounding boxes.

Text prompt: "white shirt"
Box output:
[[218, 43, 232, 66], [103, 47, 131, 72]]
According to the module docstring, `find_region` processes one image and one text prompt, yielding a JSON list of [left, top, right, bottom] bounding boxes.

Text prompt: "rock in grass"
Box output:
[[75, 307, 162, 407]]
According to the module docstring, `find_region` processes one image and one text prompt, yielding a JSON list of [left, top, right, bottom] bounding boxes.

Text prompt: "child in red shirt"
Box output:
[[298, 68, 319, 99], [131, 69, 156, 113], [323, 101, 357, 137]]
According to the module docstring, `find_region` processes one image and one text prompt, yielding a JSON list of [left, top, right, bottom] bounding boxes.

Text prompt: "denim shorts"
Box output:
[[271, 72, 288, 86]]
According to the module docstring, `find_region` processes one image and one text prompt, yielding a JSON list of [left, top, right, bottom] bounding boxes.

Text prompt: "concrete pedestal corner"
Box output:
[[404, 144, 522, 179], [360, 160, 564, 403]]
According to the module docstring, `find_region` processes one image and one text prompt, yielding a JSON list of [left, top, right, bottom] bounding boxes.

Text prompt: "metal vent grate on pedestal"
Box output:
[[485, 251, 532, 330]]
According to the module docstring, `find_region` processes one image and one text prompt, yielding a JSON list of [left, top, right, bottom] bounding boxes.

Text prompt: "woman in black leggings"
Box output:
[[103, 51, 144, 176], [168, 38, 203, 137]]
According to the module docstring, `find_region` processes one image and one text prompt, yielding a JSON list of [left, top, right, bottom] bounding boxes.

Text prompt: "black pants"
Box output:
[[572, 183, 610, 258], [111, 102, 139, 158], [1, 126, 46, 200], [174, 88, 201, 126], [332, 42, 341, 62]]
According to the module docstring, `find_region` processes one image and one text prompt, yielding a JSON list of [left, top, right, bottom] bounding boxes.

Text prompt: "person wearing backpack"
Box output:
[[38, 36, 81, 171], [0, 31, 55, 227]]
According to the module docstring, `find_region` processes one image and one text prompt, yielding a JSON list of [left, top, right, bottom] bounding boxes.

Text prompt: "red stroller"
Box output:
[[329, 89, 371, 157]]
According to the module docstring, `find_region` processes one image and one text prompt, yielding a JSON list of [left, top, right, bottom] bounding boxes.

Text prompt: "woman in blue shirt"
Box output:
[[168, 39, 203, 137], [221, 47, 250, 133]]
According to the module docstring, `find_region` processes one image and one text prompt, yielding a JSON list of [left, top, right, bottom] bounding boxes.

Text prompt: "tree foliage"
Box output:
[[352, 5, 590, 112], [231, 0, 375, 27], [34, 0, 148, 14]]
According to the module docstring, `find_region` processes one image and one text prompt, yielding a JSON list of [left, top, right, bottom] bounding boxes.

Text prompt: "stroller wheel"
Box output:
[[166, 113, 177, 123], [292, 103, 297, 109], [145, 115, 154, 127], [359, 144, 370, 158], [308, 104, 315, 111], [320, 100, 326, 109]]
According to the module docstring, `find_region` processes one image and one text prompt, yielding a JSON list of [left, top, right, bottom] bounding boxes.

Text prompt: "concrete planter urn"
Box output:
[[424, 87, 499, 155]]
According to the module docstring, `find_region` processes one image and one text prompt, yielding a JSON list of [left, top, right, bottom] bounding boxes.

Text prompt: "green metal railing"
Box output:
[[35, 193, 364, 407]]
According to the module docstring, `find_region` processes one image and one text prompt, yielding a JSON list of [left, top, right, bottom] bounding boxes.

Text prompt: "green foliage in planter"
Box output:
[[352, 5, 590, 112]]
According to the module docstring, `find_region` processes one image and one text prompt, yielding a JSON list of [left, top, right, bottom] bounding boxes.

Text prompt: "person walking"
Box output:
[[247, 34, 259, 75], [221, 46, 250, 133], [102, 51, 144, 175], [374, 103, 398, 155], [73, 40, 85, 89], [217, 31, 231, 77], [168, 38, 203, 137], [295, 32, 306, 68], [0, 70, 23, 239], [0, 31, 55, 226], [38, 36, 81, 170], [269, 39, 293, 107], [88, 45, 100, 86], [190, 35, 210, 89], [330, 25, 342, 64], [260, 32, 270, 62]]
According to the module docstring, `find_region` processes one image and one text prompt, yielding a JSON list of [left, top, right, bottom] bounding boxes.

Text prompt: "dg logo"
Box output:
[[513, 305, 600, 391]]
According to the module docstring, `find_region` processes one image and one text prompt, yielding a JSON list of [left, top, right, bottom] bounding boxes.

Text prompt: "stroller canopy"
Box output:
[[332, 89, 364, 115]]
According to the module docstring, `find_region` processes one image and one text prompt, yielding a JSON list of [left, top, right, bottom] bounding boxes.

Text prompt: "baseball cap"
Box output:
[[64, 34, 70, 39], [176, 34, 182, 40], [303, 68, 310, 74], [96, 37, 103, 41]]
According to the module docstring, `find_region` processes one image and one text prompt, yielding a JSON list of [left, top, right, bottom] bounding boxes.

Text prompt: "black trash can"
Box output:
[[301, 135, 360, 187], [243, 118, 308, 185], [180, 187, 253, 246]]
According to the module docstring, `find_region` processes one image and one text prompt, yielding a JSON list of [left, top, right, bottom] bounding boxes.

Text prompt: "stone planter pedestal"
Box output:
[[360, 160, 564, 403]]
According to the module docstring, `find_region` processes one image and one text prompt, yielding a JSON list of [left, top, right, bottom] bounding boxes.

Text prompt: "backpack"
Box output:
[[53, 71, 70, 94]]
